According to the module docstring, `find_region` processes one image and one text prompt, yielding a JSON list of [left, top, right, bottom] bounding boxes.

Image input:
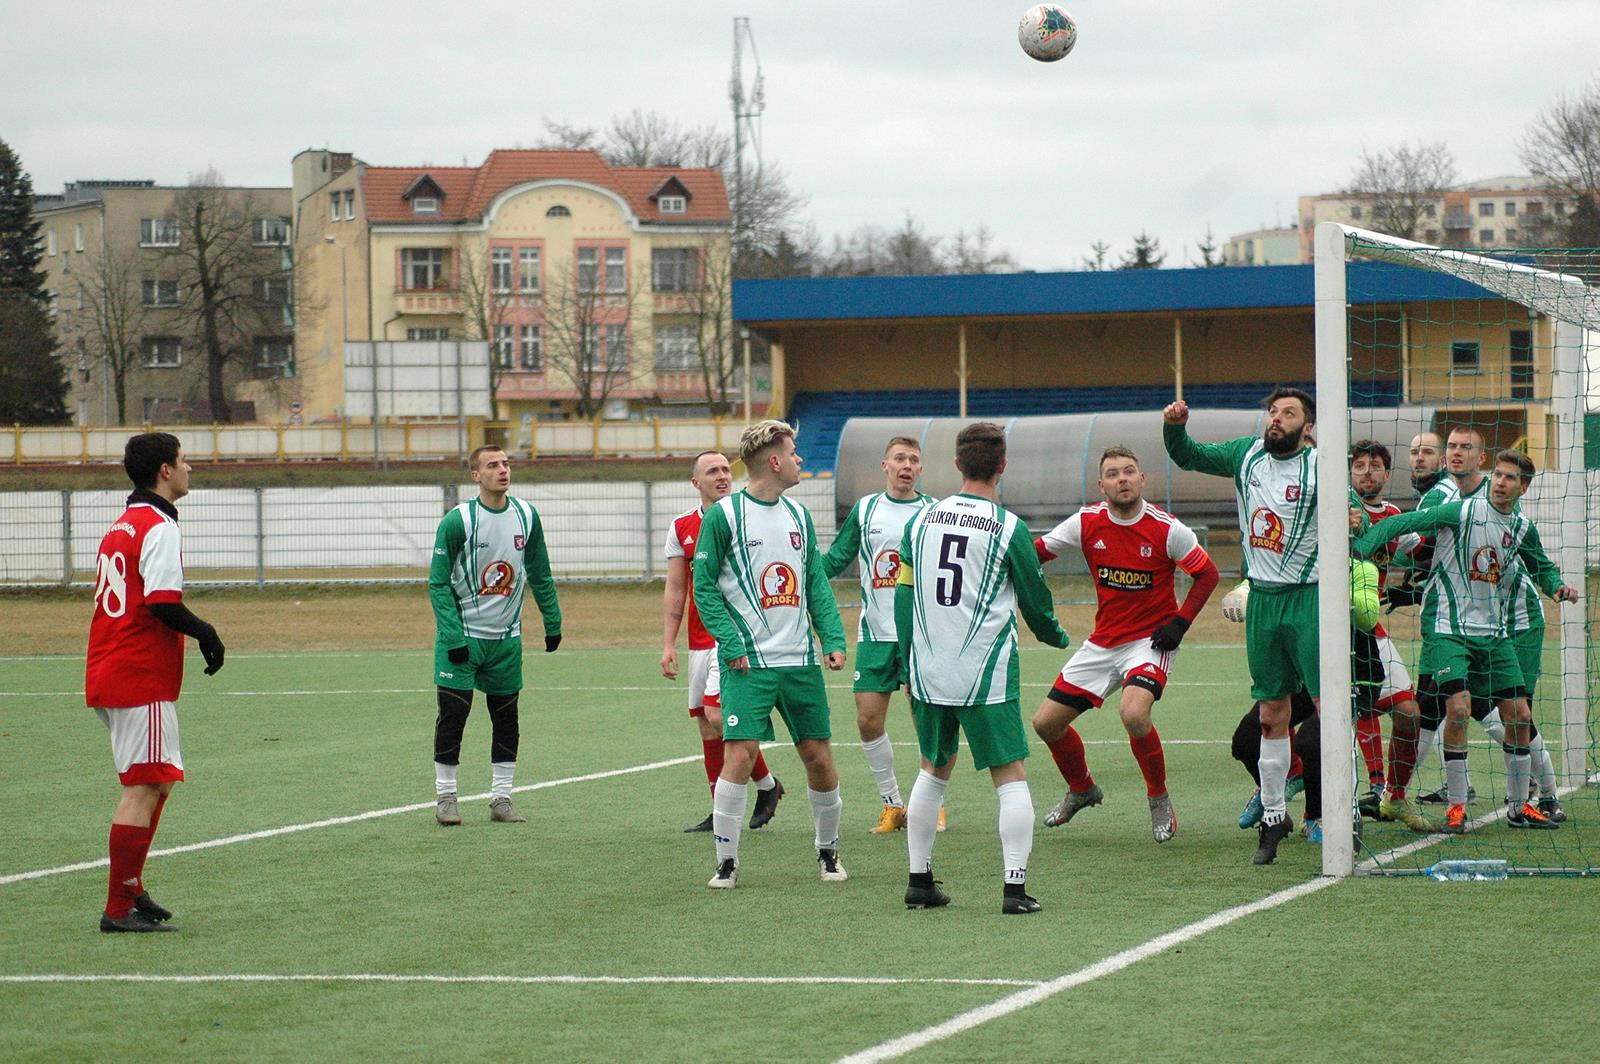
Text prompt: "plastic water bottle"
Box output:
[[1427, 859, 1509, 882]]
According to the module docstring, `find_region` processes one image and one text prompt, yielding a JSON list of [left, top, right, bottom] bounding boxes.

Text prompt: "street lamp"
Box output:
[[325, 234, 376, 468]]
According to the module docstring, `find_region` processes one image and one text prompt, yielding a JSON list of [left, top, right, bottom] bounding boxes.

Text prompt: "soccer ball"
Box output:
[[1018, 4, 1077, 62]]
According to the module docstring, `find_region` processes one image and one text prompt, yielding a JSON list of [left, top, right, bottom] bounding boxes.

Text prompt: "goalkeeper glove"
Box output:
[[1150, 616, 1190, 652], [545, 634, 562, 653], [1221, 581, 1249, 623], [198, 625, 226, 675], [447, 644, 470, 665]]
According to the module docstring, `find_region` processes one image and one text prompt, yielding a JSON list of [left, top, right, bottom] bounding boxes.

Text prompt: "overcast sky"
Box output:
[[6, 0, 1599, 271]]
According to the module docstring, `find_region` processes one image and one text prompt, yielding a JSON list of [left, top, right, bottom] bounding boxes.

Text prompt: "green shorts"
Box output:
[[911, 697, 1029, 772], [1422, 634, 1525, 699], [434, 636, 523, 695], [1245, 583, 1320, 701], [1511, 625, 1546, 693], [720, 665, 833, 743], [853, 640, 904, 694]]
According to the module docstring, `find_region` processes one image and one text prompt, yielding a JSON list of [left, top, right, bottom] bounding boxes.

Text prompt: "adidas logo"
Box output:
[[684, 535, 694, 544], [1092, 539, 1106, 550]]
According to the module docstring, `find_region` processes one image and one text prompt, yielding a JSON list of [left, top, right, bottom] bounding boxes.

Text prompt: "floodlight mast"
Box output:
[[730, 17, 765, 259]]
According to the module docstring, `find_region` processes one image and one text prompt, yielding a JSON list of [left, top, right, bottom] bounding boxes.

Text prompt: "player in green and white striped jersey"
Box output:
[[428, 446, 562, 826], [821, 435, 939, 832], [1352, 449, 1578, 832], [694, 420, 849, 889], [894, 423, 1069, 914], [1162, 387, 1321, 865]]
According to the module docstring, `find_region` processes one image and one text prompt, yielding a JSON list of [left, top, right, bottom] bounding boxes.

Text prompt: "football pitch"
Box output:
[[2, 631, 1597, 1062]]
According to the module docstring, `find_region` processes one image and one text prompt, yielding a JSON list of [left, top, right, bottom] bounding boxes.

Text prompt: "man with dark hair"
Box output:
[[896, 422, 1069, 912], [87, 433, 226, 932], [429, 446, 561, 826], [821, 435, 942, 833], [1162, 387, 1321, 864], [662, 449, 782, 833]]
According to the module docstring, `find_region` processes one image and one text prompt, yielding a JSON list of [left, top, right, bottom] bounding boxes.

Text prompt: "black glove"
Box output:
[[198, 624, 226, 675], [447, 644, 470, 665], [1150, 616, 1190, 652], [545, 634, 562, 653], [1384, 575, 1425, 612]]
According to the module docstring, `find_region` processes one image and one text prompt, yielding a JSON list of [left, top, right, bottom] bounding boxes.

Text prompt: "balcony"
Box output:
[[1442, 209, 1471, 230], [396, 289, 462, 314]]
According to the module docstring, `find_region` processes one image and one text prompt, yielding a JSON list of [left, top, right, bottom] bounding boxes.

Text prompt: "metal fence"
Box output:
[[0, 480, 839, 588]]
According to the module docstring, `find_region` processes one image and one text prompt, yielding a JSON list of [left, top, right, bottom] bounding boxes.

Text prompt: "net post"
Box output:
[[1314, 221, 1355, 878], [1552, 318, 1589, 787]]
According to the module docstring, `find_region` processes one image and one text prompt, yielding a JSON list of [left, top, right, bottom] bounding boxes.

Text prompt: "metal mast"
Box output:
[[729, 17, 765, 256]]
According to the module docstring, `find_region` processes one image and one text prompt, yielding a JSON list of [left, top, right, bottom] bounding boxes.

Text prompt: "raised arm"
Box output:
[[1161, 401, 1252, 479]]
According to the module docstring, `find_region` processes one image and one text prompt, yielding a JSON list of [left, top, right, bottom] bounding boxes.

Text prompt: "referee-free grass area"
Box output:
[[2, 635, 1598, 1062]]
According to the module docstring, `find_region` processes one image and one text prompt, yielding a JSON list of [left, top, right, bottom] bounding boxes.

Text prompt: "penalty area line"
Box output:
[[0, 973, 1044, 989]]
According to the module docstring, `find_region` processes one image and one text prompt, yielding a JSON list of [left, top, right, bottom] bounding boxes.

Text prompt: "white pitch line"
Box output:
[[0, 680, 1249, 698], [0, 754, 701, 887], [834, 876, 1337, 1064], [0, 973, 1042, 989]]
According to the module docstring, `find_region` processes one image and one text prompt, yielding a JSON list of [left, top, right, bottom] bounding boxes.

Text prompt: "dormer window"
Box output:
[[412, 197, 439, 214], [546, 205, 571, 218], [658, 196, 686, 214], [402, 173, 446, 216], [649, 176, 693, 216]]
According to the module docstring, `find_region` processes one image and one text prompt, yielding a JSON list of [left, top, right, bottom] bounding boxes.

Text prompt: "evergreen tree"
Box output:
[[0, 138, 69, 423], [0, 138, 49, 306], [1119, 231, 1166, 270]]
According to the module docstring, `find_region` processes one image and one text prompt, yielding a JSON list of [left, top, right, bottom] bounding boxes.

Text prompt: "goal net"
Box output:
[[1314, 222, 1600, 877]]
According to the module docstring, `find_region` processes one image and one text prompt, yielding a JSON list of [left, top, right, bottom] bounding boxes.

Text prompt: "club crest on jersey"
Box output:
[[1285, 484, 1302, 502], [1097, 565, 1153, 592], [1470, 546, 1501, 584], [1249, 508, 1286, 553], [759, 562, 800, 608], [871, 548, 902, 589], [479, 560, 516, 596], [1501, 531, 1512, 547], [513, 534, 526, 550], [790, 531, 803, 550], [1139, 544, 1154, 558]]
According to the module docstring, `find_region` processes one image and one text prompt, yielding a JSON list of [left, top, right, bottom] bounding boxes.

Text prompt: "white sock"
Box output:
[[1414, 727, 1437, 780], [712, 778, 747, 864], [1504, 748, 1533, 808], [1531, 731, 1557, 798], [1444, 753, 1470, 806], [995, 780, 1034, 884], [906, 769, 948, 874], [861, 734, 902, 807], [808, 786, 843, 851], [434, 762, 458, 798], [1259, 737, 1291, 824], [754, 771, 775, 791], [1480, 707, 1505, 744], [490, 761, 516, 799]]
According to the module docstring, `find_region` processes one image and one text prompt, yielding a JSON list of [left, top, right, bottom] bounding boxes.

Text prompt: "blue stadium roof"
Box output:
[[733, 261, 1497, 324]]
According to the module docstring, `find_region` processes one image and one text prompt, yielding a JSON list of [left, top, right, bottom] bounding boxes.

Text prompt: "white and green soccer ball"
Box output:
[[1018, 4, 1078, 62]]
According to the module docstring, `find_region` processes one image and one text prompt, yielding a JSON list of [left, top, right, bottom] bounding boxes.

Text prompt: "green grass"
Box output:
[[2, 643, 1596, 1063]]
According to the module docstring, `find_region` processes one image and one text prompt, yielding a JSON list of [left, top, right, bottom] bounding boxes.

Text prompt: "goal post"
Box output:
[[1314, 220, 1597, 877]]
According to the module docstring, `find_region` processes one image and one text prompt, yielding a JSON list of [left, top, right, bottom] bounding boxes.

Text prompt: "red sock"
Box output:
[[1355, 715, 1385, 787], [148, 793, 168, 835], [1128, 727, 1167, 797], [751, 749, 772, 783], [106, 823, 151, 918], [1046, 727, 1094, 792], [1388, 730, 1418, 797], [702, 738, 724, 794]]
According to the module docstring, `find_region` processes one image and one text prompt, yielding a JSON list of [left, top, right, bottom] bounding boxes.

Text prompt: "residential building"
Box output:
[[33, 179, 294, 426], [291, 148, 733, 425], [1221, 227, 1300, 266], [1296, 175, 1568, 261]]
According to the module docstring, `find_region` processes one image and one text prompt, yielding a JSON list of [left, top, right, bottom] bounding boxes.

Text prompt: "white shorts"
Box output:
[[686, 647, 722, 717], [95, 702, 185, 785], [1372, 634, 1416, 713], [1050, 639, 1174, 707]]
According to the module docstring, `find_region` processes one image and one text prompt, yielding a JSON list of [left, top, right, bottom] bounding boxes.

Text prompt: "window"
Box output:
[[255, 335, 293, 370], [1510, 328, 1534, 400], [140, 217, 179, 247], [653, 324, 698, 370], [1555, 201, 1567, 215], [1478, 202, 1495, 217], [581, 325, 600, 371], [605, 247, 626, 293], [605, 324, 628, 368], [60, 250, 71, 274], [519, 324, 542, 371], [1526, 201, 1544, 216], [1450, 340, 1480, 374], [1505, 201, 1517, 216], [652, 248, 700, 292], [491, 247, 514, 292], [330, 192, 340, 222], [658, 195, 687, 214], [141, 279, 180, 307], [142, 336, 182, 368], [1479, 229, 1495, 243], [74, 224, 84, 251], [342, 190, 355, 221], [412, 196, 439, 214], [1349, 205, 1363, 219], [1504, 228, 1518, 243], [46, 229, 56, 255], [546, 205, 570, 218], [254, 277, 291, 304], [577, 247, 598, 292], [400, 248, 446, 290], [406, 327, 451, 341], [252, 216, 291, 245], [518, 247, 540, 293], [493, 324, 515, 369], [1424, 203, 1437, 218]]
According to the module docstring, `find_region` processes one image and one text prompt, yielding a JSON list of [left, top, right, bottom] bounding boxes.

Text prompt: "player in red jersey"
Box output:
[[1030, 446, 1219, 842], [662, 451, 782, 833], [86, 433, 225, 933]]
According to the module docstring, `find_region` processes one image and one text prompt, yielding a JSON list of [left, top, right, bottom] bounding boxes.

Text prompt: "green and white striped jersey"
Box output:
[[1351, 496, 1562, 638], [692, 489, 846, 668], [821, 490, 935, 642], [429, 496, 561, 644], [1163, 426, 1317, 586], [897, 493, 1068, 706]]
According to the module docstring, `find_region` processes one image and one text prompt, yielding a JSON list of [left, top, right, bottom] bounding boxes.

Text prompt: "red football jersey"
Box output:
[[665, 507, 713, 650], [1038, 501, 1209, 647], [86, 501, 186, 707], [1362, 499, 1403, 639]]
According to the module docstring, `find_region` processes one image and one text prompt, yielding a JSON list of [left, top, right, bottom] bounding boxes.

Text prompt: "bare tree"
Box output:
[[163, 171, 291, 422], [950, 226, 1018, 274], [1344, 141, 1458, 240], [1519, 78, 1600, 247], [76, 240, 149, 425], [540, 260, 652, 419], [1082, 241, 1112, 271], [455, 239, 516, 410], [604, 109, 731, 170], [665, 240, 739, 412]]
